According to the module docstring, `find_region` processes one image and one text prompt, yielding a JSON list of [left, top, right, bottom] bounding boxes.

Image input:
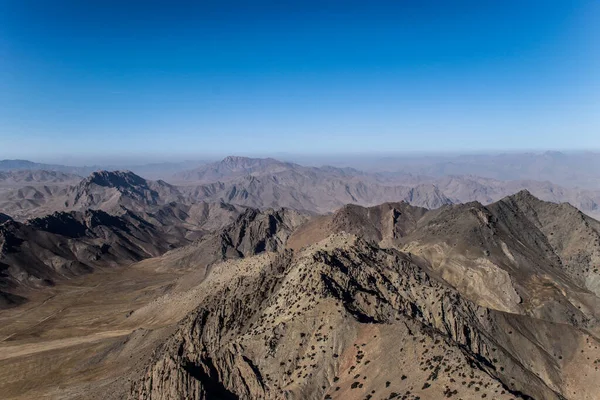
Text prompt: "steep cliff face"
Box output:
[[130, 234, 600, 400]]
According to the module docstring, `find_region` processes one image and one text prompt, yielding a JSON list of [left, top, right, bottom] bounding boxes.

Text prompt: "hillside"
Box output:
[[0, 210, 184, 304], [288, 191, 600, 321], [0, 170, 185, 220], [130, 233, 600, 400], [0, 201, 247, 307]]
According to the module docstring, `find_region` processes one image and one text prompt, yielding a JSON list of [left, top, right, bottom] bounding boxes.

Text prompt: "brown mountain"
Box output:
[[65, 170, 184, 213], [173, 156, 295, 183], [434, 175, 600, 219], [0, 184, 71, 220], [0, 201, 303, 310], [127, 192, 600, 399], [136, 207, 309, 287], [141, 201, 246, 240], [173, 156, 600, 218], [130, 230, 600, 400], [181, 174, 453, 213], [289, 190, 600, 321], [173, 156, 452, 212], [0, 170, 185, 220], [287, 201, 429, 250], [3, 159, 600, 400]]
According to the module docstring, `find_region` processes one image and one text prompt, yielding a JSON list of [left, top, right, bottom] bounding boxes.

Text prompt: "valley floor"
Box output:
[[0, 260, 201, 400]]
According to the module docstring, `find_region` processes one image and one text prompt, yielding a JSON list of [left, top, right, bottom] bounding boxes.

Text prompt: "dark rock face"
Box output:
[[145, 207, 309, 279], [0, 220, 26, 253], [0, 289, 27, 309], [223, 208, 303, 256], [0, 213, 13, 224], [28, 210, 129, 238]]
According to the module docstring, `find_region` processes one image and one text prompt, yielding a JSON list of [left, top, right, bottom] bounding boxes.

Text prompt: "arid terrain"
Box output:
[[2, 156, 600, 399], [4, 0, 599, 397]]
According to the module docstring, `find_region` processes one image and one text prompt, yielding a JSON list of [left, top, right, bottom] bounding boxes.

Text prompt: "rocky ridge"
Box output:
[[130, 234, 600, 399]]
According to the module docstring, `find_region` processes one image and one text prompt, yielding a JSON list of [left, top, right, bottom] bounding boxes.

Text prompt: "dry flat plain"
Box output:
[[0, 258, 206, 400]]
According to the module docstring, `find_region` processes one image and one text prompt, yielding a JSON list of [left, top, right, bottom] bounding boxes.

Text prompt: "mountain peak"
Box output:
[[219, 155, 284, 168], [504, 189, 538, 203], [222, 155, 252, 163], [0, 159, 37, 169], [85, 170, 148, 189], [174, 156, 291, 182], [68, 170, 170, 211]]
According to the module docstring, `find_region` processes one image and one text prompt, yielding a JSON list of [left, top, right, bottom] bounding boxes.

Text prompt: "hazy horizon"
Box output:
[[3, 149, 600, 168]]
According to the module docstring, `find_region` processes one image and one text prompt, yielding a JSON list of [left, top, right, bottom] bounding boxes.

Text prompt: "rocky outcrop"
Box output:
[[130, 234, 600, 399]]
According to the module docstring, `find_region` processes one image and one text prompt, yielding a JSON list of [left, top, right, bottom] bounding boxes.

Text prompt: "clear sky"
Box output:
[[1, 0, 599, 163]]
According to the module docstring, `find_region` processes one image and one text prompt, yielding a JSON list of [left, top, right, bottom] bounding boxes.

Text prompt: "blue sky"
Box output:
[[1, 0, 598, 163]]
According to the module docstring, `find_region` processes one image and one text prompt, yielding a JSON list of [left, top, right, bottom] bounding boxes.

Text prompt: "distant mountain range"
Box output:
[[7, 150, 600, 189], [172, 156, 600, 218], [2, 156, 600, 221], [0, 159, 97, 176], [355, 151, 600, 189]]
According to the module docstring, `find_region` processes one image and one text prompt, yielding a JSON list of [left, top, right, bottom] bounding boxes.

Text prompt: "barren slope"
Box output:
[[130, 234, 600, 400]]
